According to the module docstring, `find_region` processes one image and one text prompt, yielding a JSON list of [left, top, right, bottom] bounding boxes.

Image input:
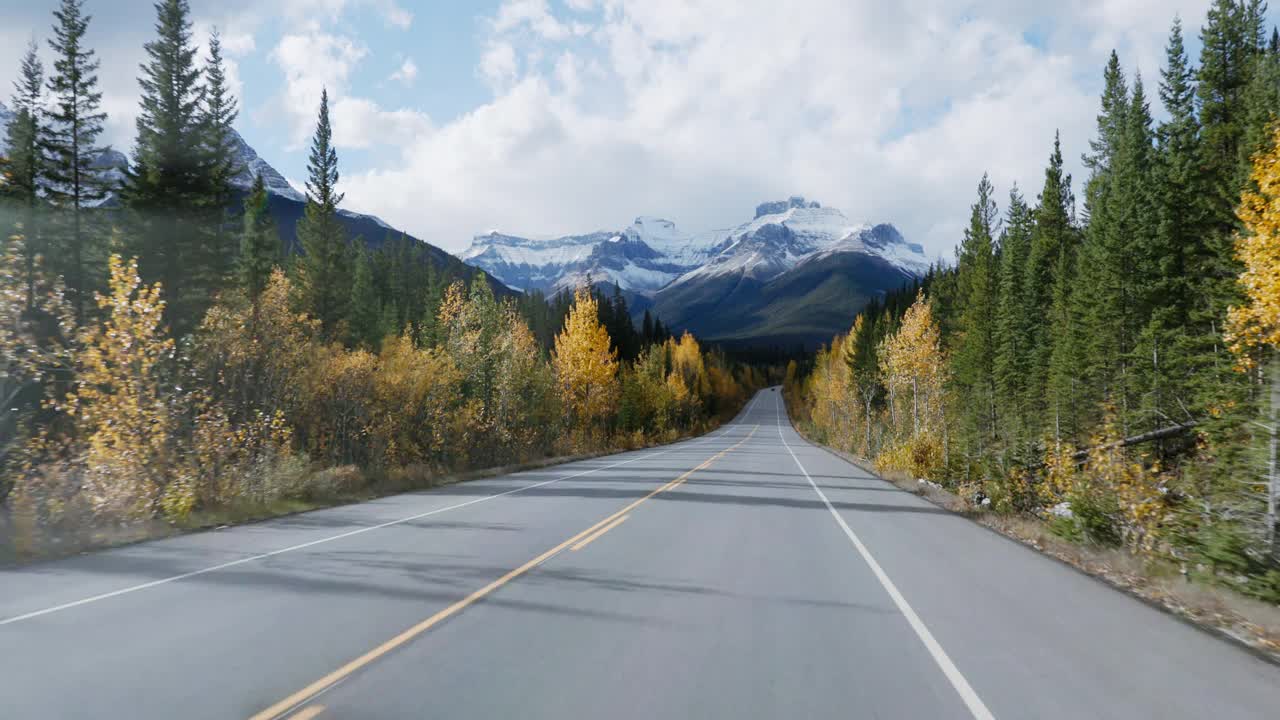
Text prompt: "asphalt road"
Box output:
[[2, 388, 1278, 719]]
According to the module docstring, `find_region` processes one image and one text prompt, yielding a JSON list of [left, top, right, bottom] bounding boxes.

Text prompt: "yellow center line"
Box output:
[[571, 514, 629, 551], [289, 707, 325, 720], [250, 424, 758, 720]]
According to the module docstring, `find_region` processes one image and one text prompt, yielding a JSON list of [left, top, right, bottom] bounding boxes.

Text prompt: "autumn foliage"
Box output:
[[1, 250, 755, 557]]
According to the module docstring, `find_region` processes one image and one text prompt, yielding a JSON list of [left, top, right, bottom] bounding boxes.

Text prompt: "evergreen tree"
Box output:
[[418, 260, 443, 347], [1083, 51, 1130, 213], [1198, 0, 1256, 211], [292, 88, 351, 335], [1143, 17, 1212, 437], [1024, 133, 1076, 441], [952, 173, 1000, 457], [348, 248, 379, 348], [237, 173, 277, 307], [125, 0, 219, 333], [641, 309, 654, 345], [4, 40, 46, 311], [993, 186, 1034, 456], [200, 28, 241, 272], [43, 0, 107, 323], [1076, 69, 1156, 434]]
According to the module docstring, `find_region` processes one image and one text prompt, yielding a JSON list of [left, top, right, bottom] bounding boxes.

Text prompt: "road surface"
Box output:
[[1, 389, 1277, 718]]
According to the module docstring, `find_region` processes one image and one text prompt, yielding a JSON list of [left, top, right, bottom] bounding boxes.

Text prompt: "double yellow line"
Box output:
[[251, 425, 759, 720]]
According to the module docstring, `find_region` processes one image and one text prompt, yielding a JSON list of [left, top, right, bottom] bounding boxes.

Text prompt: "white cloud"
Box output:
[[388, 57, 418, 85], [269, 32, 368, 145], [493, 0, 587, 40], [339, 0, 1225, 257], [480, 41, 519, 89], [332, 97, 432, 148], [376, 1, 413, 29], [269, 30, 431, 152], [3, 0, 1265, 261]]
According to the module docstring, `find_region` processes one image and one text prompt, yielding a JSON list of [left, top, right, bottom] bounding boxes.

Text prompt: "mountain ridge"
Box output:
[[462, 195, 928, 346]]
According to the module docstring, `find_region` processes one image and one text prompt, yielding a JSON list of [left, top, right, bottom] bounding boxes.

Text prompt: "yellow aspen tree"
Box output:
[[65, 255, 176, 520], [494, 308, 557, 456], [552, 287, 619, 440], [1228, 124, 1280, 559], [877, 291, 948, 478]]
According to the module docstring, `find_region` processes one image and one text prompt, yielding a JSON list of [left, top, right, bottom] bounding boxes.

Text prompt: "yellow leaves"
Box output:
[[64, 255, 176, 520], [1228, 125, 1280, 367], [1035, 410, 1168, 552], [876, 292, 948, 478], [552, 287, 619, 433], [879, 291, 946, 410], [369, 334, 464, 468], [302, 344, 378, 465]]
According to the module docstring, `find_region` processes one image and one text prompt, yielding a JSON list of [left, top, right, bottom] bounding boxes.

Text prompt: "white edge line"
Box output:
[[773, 393, 996, 720], [0, 398, 762, 627]]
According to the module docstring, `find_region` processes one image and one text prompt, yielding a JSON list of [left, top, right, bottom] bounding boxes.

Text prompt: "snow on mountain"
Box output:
[[461, 218, 726, 294], [227, 129, 305, 202], [462, 195, 927, 297], [805, 222, 931, 276]]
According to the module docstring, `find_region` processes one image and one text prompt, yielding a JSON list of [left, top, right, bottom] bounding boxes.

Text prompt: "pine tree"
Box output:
[[1194, 1, 1263, 495], [43, 0, 107, 323], [125, 0, 222, 334], [1199, 0, 1256, 211], [292, 88, 350, 335], [993, 186, 1034, 457], [1153, 17, 1206, 324], [237, 173, 277, 307], [1083, 51, 1130, 211], [952, 173, 1000, 458], [1142, 18, 1212, 439], [348, 248, 380, 349], [4, 40, 46, 311], [641, 309, 654, 345], [1076, 69, 1156, 435], [200, 28, 241, 277], [1024, 133, 1077, 441]]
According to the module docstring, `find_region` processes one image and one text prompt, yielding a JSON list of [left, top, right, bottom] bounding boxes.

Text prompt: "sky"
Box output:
[[1, 0, 1276, 259]]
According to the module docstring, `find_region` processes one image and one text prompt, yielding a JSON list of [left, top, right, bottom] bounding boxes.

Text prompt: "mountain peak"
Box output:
[[755, 196, 821, 219], [228, 129, 305, 203]]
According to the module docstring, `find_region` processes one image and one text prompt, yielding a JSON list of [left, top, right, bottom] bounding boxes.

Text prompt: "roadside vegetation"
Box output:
[[0, 0, 762, 561], [789, 2, 1280, 606]]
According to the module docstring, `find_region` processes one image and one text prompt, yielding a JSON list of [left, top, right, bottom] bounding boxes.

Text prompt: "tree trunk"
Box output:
[[911, 377, 919, 438], [1268, 355, 1279, 565]]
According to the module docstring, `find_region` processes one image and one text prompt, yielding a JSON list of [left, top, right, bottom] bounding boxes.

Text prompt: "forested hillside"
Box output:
[[789, 3, 1280, 601], [0, 0, 763, 558]]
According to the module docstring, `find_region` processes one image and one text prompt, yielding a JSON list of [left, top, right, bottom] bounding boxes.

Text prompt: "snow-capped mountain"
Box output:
[[460, 218, 729, 294], [227, 129, 304, 202], [462, 195, 927, 296], [462, 195, 928, 345]]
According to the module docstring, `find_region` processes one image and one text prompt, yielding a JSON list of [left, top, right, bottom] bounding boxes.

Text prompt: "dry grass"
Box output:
[[0, 413, 732, 568], [798, 428, 1280, 663]]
